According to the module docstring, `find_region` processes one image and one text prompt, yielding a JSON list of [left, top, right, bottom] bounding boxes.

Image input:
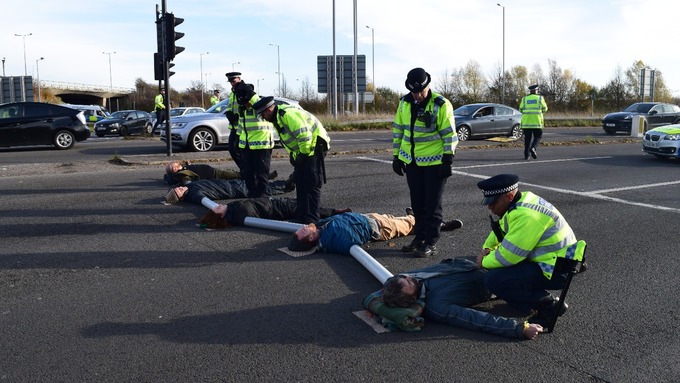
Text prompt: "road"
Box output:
[[1, 130, 678, 382]]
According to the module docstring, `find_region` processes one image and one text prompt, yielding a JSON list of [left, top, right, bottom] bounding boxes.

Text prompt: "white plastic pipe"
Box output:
[[242, 217, 393, 283], [201, 197, 220, 210]]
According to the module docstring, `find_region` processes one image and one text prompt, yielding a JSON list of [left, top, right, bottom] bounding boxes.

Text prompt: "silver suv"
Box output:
[[160, 97, 299, 152]]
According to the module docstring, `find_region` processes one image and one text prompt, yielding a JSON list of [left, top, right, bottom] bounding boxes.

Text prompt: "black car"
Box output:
[[0, 102, 90, 150], [94, 110, 152, 137], [453, 103, 522, 141], [601, 102, 680, 134]]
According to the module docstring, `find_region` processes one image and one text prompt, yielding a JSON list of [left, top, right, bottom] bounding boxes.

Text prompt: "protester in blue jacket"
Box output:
[[362, 257, 543, 339], [287, 211, 462, 255]]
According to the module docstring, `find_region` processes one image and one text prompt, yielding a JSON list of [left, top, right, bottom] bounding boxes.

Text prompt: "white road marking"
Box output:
[[356, 156, 680, 214]]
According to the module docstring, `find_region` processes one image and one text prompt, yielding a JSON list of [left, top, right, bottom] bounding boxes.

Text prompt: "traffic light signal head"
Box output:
[[164, 12, 185, 61]]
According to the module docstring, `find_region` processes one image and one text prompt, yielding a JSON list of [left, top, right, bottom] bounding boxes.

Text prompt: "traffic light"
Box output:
[[153, 53, 163, 81], [164, 13, 185, 61], [155, 15, 165, 59], [168, 62, 176, 77]]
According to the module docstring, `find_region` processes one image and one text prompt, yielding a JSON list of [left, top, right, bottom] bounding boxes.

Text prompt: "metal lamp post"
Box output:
[[200, 52, 209, 108], [102, 51, 116, 91], [269, 43, 281, 96], [497, 3, 505, 104], [365, 25, 375, 111], [2, 57, 6, 76], [257, 78, 264, 94], [36, 57, 44, 101], [14, 33, 32, 76], [232, 61, 240, 71]]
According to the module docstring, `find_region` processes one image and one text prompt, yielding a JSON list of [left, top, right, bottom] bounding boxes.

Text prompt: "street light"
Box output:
[[35, 57, 44, 101], [257, 78, 264, 94], [232, 61, 240, 71], [365, 25, 375, 111], [269, 43, 281, 96], [14, 33, 32, 76], [2, 57, 5, 76], [204, 72, 211, 96], [200, 51, 209, 107], [497, 3, 505, 104], [102, 51, 116, 91]]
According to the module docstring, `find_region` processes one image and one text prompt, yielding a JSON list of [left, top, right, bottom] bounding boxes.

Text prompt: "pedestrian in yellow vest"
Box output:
[[210, 90, 221, 106], [519, 84, 548, 159], [152, 87, 165, 134], [225, 72, 244, 168]]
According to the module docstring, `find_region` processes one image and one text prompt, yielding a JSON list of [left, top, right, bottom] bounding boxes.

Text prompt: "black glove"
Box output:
[[225, 111, 239, 125], [439, 154, 453, 178], [392, 156, 406, 176]]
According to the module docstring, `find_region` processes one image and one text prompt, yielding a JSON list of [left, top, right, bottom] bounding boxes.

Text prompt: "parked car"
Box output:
[[150, 107, 205, 127], [0, 102, 90, 150], [62, 104, 110, 124], [161, 97, 300, 152], [602, 102, 680, 135], [453, 103, 522, 141], [94, 110, 153, 137], [642, 124, 680, 160]]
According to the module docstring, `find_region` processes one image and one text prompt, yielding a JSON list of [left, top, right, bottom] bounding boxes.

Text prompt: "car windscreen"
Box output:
[[206, 99, 229, 113], [623, 104, 654, 113], [170, 109, 186, 117], [454, 105, 477, 116], [110, 111, 131, 119]]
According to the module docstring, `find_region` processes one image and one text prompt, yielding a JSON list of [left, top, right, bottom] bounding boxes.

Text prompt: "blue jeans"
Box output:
[[484, 261, 568, 313]]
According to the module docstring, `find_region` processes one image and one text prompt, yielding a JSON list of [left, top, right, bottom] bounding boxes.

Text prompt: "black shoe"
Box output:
[[405, 207, 414, 216], [441, 219, 463, 231], [528, 298, 568, 327], [284, 174, 295, 192], [530, 147, 537, 159], [414, 244, 437, 258], [268, 170, 278, 180], [401, 240, 422, 253]]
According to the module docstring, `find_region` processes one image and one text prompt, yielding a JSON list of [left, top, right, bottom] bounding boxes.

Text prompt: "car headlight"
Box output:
[[111, 123, 120, 128], [622, 115, 631, 120], [170, 122, 187, 129], [664, 134, 680, 141]]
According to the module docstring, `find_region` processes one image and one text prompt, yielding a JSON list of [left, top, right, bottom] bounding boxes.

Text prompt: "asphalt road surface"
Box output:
[[1, 132, 678, 382]]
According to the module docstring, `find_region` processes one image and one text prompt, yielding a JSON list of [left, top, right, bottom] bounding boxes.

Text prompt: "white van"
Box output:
[[62, 104, 110, 124]]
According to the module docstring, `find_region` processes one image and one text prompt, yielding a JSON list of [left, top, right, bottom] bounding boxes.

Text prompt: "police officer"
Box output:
[[519, 84, 548, 159], [233, 82, 275, 198], [210, 89, 221, 106], [475, 174, 586, 328], [253, 96, 331, 224], [392, 67, 458, 258], [152, 86, 165, 134], [225, 71, 244, 168]]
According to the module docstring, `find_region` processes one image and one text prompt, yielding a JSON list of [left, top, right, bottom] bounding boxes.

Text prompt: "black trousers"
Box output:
[[241, 146, 272, 198], [293, 143, 327, 224], [523, 129, 543, 157], [152, 110, 165, 133], [405, 163, 447, 246], [228, 129, 242, 170]]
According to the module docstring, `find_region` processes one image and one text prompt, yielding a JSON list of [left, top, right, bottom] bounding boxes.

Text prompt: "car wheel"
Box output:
[[189, 128, 215, 152], [457, 126, 471, 141], [509, 124, 522, 139], [120, 127, 129, 136], [145, 123, 153, 135], [53, 130, 76, 150]]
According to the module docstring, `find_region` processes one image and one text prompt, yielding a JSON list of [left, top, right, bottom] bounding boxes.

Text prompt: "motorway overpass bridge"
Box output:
[[42, 80, 135, 109]]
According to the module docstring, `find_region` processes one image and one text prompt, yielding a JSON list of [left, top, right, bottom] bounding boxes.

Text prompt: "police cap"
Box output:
[[252, 96, 275, 115], [405, 67, 431, 92], [477, 174, 520, 205], [528, 84, 539, 91], [225, 71, 242, 81]]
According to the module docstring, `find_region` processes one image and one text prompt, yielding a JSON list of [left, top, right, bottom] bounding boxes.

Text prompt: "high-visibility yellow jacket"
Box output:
[[273, 105, 330, 160], [482, 191, 585, 279], [392, 91, 457, 166], [519, 94, 548, 129], [210, 95, 220, 106], [226, 92, 239, 130], [237, 94, 275, 150], [154, 94, 165, 111]]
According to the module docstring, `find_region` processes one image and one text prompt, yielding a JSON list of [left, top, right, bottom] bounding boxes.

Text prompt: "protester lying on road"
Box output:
[[164, 160, 278, 186], [362, 257, 543, 340], [164, 178, 294, 206]]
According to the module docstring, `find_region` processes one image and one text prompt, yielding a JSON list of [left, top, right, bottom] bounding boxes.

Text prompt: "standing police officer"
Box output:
[[225, 71, 244, 168], [392, 67, 458, 258], [253, 96, 331, 224], [519, 84, 548, 159], [152, 86, 165, 134], [210, 89, 221, 106], [234, 83, 275, 198]]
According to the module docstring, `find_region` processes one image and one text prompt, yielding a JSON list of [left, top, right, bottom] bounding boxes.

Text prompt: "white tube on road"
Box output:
[[201, 197, 219, 210], [241, 217, 393, 283]]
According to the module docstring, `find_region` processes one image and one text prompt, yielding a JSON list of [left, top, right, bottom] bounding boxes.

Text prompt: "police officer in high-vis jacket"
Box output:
[[225, 71, 244, 168], [475, 174, 586, 328], [392, 67, 458, 258], [234, 82, 275, 198], [519, 84, 548, 159], [253, 96, 331, 224]]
